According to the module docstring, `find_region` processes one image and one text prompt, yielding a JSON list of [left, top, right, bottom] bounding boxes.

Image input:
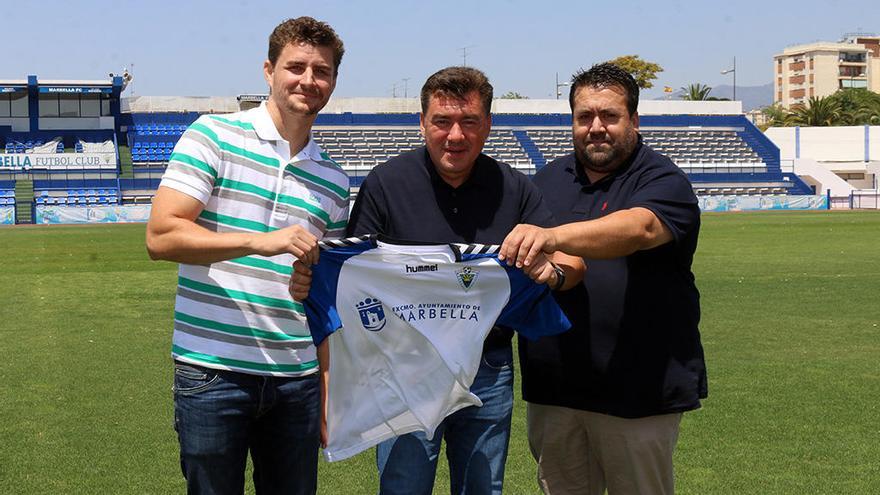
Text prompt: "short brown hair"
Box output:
[[268, 17, 345, 73], [420, 67, 493, 116]]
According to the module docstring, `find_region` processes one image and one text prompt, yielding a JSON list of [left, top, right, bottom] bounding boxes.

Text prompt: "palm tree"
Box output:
[[680, 83, 713, 101], [865, 100, 880, 125], [761, 103, 791, 129], [831, 88, 880, 125], [788, 96, 843, 126]]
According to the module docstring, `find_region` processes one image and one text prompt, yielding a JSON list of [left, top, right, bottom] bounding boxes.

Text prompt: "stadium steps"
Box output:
[[512, 130, 545, 169], [15, 179, 34, 224], [118, 145, 134, 178]]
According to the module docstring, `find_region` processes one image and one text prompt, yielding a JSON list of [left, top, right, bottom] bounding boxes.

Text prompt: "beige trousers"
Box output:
[[527, 403, 682, 495]]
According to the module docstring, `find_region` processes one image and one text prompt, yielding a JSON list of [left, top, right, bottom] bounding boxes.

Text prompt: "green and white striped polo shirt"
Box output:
[[160, 103, 350, 376]]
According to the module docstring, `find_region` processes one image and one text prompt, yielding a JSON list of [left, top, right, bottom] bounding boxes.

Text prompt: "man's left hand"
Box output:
[[289, 260, 313, 302]]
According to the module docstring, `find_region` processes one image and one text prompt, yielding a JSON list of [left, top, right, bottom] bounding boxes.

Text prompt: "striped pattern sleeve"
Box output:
[[159, 115, 221, 204]]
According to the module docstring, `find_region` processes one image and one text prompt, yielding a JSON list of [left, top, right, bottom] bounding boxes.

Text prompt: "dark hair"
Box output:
[[420, 66, 493, 116], [568, 63, 639, 115], [268, 17, 345, 73]]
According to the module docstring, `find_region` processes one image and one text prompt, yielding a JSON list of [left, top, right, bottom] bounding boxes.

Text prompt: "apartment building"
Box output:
[[774, 34, 880, 108]]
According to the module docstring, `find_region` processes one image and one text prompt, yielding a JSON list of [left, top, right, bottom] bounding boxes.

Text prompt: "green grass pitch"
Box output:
[[0, 210, 878, 494]]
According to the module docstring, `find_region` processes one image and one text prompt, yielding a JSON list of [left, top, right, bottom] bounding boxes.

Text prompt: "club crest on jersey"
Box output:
[[456, 266, 479, 291], [356, 297, 386, 332]]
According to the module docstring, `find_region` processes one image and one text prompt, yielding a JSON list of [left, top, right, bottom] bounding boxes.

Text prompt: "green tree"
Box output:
[[828, 88, 880, 125], [761, 103, 791, 129], [788, 96, 843, 126], [606, 55, 663, 89], [498, 91, 529, 99], [680, 83, 713, 101]]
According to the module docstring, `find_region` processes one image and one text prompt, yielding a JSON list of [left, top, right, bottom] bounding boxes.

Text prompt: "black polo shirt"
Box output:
[[520, 139, 708, 418], [346, 146, 555, 351]]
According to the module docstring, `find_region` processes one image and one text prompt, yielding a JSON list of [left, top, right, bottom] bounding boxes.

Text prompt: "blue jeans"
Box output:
[[376, 345, 514, 495], [173, 361, 320, 495]]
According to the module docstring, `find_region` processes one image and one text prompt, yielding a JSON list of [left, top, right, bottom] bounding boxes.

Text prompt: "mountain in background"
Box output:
[[655, 82, 774, 112]]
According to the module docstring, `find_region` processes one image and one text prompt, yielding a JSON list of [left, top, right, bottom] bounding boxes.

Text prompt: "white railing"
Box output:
[[678, 162, 768, 174]]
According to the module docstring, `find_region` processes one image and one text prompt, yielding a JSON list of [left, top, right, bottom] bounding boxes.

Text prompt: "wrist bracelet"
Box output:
[[549, 261, 566, 291]]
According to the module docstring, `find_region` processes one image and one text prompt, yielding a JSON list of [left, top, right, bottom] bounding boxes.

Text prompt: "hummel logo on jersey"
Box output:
[[456, 266, 478, 291], [356, 297, 386, 331], [405, 264, 438, 273]]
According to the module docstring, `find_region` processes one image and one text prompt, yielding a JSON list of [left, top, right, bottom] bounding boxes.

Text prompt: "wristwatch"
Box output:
[[549, 261, 566, 291]]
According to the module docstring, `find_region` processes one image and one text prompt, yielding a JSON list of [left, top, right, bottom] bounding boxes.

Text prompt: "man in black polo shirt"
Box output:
[[499, 63, 707, 495], [291, 66, 583, 495]]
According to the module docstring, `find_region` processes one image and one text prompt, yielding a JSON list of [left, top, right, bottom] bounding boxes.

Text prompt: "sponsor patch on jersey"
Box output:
[[405, 264, 438, 274], [456, 266, 478, 291], [356, 297, 386, 331]]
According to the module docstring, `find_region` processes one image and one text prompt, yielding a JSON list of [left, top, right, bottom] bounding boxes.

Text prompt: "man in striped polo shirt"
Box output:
[[146, 17, 347, 495]]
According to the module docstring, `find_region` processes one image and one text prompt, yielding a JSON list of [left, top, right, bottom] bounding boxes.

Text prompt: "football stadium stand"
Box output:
[[1, 84, 830, 225]]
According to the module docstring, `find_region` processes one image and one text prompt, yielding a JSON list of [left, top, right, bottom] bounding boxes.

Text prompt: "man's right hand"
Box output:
[[252, 225, 320, 266], [147, 187, 321, 265], [289, 260, 313, 302], [499, 224, 559, 269]]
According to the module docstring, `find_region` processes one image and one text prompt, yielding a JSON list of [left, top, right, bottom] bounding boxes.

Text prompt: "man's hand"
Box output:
[[320, 407, 328, 449], [289, 260, 313, 302], [252, 225, 320, 265], [499, 224, 559, 268], [521, 252, 558, 286]]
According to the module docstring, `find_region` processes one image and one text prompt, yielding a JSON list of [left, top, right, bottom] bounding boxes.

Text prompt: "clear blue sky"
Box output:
[[7, 0, 879, 100]]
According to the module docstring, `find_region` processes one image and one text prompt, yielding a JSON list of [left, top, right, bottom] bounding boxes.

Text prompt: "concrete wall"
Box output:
[[0, 117, 30, 132], [766, 125, 876, 162], [122, 96, 742, 116], [39, 117, 115, 131], [766, 126, 879, 190], [122, 96, 239, 114]]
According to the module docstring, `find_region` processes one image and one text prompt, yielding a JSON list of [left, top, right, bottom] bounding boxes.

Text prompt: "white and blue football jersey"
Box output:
[[304, 236, 570, 461]]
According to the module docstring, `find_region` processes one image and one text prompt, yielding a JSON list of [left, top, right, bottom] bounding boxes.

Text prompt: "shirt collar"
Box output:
[[293, 136, 324, 163], [252, 102, 324, 162], [252, 102, 284, 142], [570, 134, 644, 187]]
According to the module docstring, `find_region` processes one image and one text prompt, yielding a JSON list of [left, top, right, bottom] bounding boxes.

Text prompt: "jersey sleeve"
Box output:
[[159, 115, 222, 205], [490, 258, 571, 340], [304, 241, 374, 345]]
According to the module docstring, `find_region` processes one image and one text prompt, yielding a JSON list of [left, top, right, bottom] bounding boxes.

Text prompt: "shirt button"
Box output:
[[452, 207, 458, 214]]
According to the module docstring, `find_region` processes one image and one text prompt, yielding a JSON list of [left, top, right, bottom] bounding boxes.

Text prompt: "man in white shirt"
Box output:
[[146, 17, 348, 495]]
